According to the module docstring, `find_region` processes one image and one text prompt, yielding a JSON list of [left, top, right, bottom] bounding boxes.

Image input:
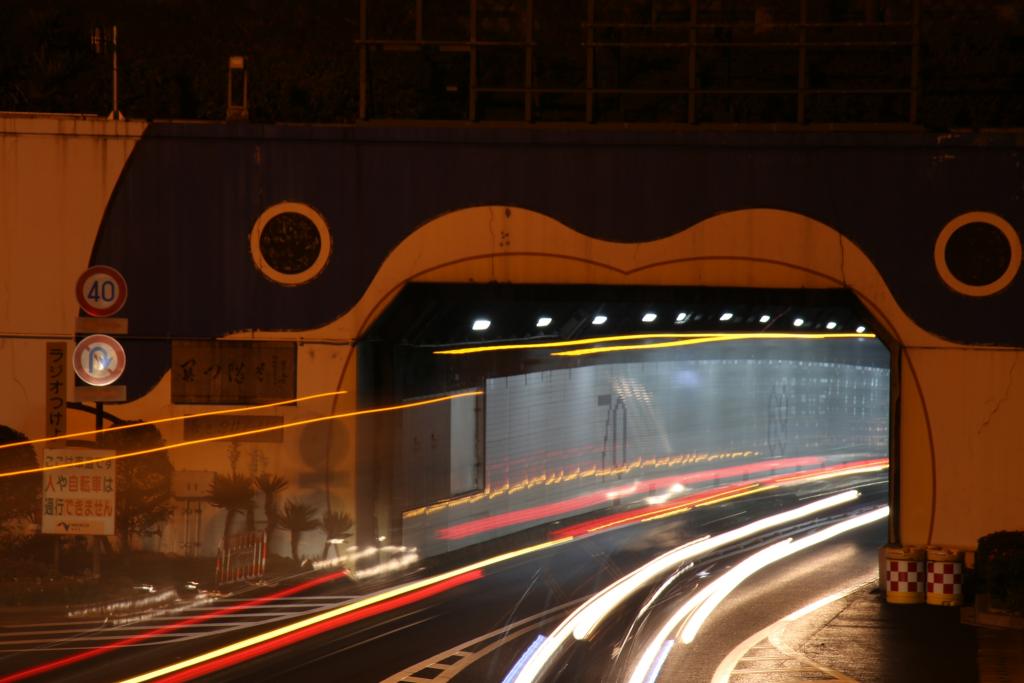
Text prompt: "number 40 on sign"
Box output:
[[76, 265, 127, 318]]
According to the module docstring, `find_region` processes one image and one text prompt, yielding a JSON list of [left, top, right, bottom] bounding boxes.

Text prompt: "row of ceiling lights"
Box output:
[[470, 313, 868, 334]]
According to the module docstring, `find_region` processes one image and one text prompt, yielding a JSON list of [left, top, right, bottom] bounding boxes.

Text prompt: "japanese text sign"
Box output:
[[171, 340, 297, 405], [41, 448, 116, 536], [45, 342, 67, 438]]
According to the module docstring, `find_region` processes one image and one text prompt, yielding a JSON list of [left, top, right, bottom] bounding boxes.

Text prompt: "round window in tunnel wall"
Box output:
[[934, 212, 1021, 297], [250, 202, 331, 285]]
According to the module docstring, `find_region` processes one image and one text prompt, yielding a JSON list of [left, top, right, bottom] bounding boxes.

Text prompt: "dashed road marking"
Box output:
[[382, 600, 584, 682], [0, 596, 351, 653], [712, 582, 869, 683]]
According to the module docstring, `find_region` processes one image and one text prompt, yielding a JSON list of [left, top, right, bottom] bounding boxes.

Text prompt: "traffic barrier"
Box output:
[[884, 545, 926, 604], [926, 547, 964, 607], [216, 531, 268, 585]]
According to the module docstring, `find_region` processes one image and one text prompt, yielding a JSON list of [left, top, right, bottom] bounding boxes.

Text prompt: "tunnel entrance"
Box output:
[[357, 284, 892, 554]]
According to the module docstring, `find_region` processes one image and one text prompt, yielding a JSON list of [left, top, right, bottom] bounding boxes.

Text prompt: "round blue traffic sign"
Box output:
[[73, 334, 126, 386]]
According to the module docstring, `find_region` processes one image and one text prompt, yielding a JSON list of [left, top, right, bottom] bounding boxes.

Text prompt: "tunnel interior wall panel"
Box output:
[[403, 346, 889, 557]]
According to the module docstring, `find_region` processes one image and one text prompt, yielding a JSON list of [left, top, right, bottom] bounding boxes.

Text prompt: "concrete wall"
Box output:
[[0, 116, 357, 560], [3, 113, 1024, 554]]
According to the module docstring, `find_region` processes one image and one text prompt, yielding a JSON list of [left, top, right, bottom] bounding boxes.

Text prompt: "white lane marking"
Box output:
[[122, 538, 576, 683], [628, 507, 888, 683], [211, 596, 360, 602], [226, 610, 436, 678], [0, 620, 108, 629], [0, 601, 352, 653], [710, 580, 870, 683], [0, 606, 435, 657], [512, 491, 865, 683], [382, 600, 584, 683], [0, 600, 343, 642], [332, 615, 436, 653]]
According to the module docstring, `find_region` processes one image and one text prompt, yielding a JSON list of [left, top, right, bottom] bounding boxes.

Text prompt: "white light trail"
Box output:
[[509, 490, 861, 683], [628, 505, 889, 683], [710, 583, 864, 683]]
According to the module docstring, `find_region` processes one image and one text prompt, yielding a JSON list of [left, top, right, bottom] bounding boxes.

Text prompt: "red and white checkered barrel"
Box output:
[[884, 545, 926, 604], [926, 547, 964, 607]]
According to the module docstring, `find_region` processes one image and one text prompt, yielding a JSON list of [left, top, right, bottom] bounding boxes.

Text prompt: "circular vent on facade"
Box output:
[[250, 202, 331, 285], [934, 212, 1020, 297]]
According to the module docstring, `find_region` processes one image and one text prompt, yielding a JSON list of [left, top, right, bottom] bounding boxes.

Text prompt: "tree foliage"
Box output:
[[207, 472, 255, 545], [254, 472, 288, 533], [0, 425, 40, 529], [320, 509, 353, 559], [1, 1, 1022, 128], [280, 499, 318, 561], [98, 421, 174, 550]]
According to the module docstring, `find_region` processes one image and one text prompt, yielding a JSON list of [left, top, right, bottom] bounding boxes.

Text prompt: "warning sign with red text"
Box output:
[[41, 448, 116, 536]]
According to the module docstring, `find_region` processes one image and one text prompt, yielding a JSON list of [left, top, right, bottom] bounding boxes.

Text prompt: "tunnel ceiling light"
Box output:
[[592, 315, 608, 325], [826, 321, 837, 330], [759, 314, 771, 324], [675, 312, 689, 323], [536, 316, 553, 328], [642, 312, 657, 323], [856, 325, 866, 333], [793, 318, 805, 327], [472, 319, 491, 331], [719, 312, 734, 322]]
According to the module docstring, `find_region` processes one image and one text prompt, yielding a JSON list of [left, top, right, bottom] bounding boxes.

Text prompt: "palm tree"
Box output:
[[320, 509, 353, 559], [280, 500, 319, 562], [207, 473, 255, 545], [255, 473, 288, 535]]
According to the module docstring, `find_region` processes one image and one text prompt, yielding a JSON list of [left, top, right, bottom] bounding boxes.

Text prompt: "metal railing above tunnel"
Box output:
[[357, 0, 922, 125]]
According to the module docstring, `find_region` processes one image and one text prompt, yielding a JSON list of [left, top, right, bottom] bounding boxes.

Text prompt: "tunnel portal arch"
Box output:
[[327, 206, 958, 549]]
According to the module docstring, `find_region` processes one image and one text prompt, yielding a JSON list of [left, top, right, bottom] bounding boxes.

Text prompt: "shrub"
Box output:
[[976, 530, 1024, 614]]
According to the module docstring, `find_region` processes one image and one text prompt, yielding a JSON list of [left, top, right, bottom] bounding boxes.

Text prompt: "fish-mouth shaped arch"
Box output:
[[276, 206, 943, 549]]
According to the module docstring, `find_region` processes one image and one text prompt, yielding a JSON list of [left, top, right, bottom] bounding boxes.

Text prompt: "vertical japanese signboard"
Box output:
[[45, 342, 67, 437], [171, 341, 297, 405], [41, 448, 116, 536]]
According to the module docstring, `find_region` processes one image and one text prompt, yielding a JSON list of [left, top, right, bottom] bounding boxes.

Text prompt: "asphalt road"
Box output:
[[0, 474, 887, 683], [653, 519, 884, 683]]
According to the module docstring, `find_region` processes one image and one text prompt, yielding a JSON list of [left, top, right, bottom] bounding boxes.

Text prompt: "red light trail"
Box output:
[[0, 570, 349, 683]]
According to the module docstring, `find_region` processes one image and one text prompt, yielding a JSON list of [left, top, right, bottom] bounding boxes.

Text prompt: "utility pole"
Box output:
[[92, 25, 124, 120]]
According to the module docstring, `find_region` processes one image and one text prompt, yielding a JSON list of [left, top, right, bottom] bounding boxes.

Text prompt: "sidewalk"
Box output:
[[778, 584, 1024, 683]]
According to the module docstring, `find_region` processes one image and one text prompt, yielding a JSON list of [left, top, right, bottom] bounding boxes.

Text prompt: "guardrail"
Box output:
[[357, 0, 919, 124], [215, 531, 268, 585]]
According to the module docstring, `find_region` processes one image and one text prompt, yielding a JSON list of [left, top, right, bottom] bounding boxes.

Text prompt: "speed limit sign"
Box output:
[[76, 266, 127, 317]]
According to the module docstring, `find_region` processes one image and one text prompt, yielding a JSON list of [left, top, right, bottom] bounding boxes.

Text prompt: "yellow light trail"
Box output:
[[642, 484, 766, 524], [693, 484, 776, 509], [433, 333, 719, 355], [0, 391, 482, 479], [402, 450, 758, 519], [772, 462, 888, 485], [551, 332, 876, 357], [0, 389, 349, 452], [120, 536, 573, 683]]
